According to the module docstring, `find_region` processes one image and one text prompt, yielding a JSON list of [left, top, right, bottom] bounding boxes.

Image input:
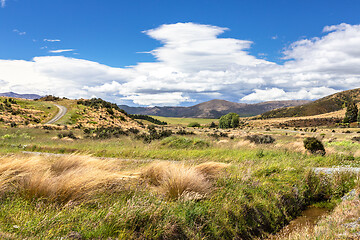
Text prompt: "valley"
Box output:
[[0, 91, 359, 239]]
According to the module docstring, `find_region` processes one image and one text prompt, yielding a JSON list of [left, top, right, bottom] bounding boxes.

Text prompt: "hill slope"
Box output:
[[260, 88, 360, 119], [119, 99, 310, 118]]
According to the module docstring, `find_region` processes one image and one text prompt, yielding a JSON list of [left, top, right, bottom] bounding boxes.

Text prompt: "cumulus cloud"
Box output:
[[49, 49, 75, 53], [1, 22, 360, 106]]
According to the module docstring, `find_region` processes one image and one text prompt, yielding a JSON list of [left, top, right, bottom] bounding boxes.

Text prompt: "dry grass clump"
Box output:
[[141, 161, 228, 200], [0, 154, 132, 203], [194, 161, 229, 180]]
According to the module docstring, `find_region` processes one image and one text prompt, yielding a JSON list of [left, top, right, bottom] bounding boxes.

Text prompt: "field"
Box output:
[[149, 115, 218, 126], [0, 119, 360, 239]]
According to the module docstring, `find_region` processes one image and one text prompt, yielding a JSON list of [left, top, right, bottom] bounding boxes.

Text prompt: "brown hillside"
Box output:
[[260, 88, 360, 119]]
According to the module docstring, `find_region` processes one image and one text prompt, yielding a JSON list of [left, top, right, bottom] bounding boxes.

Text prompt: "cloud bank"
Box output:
[[1, 22, 360, 106]]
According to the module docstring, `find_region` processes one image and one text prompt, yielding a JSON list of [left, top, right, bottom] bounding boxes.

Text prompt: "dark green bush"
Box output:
[[187, 122, 200, 127], [57, 131, 78, 139], [303, 137, 325, 155], [246, 135, 275, 144], [176, 129, 195, 135], [84, 127, 128, 139]]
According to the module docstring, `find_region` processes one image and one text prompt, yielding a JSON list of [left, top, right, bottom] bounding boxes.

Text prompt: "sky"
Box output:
[[1, 0, 360, 106]]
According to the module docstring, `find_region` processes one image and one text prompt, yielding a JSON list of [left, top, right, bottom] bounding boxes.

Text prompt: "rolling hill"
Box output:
[[260, 88, 360, 119], [119, 99, 310, 118], [0, 92, 42, 100]]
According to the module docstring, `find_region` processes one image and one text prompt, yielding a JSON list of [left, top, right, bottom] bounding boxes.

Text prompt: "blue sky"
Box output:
[[1, 0, 360, 106]]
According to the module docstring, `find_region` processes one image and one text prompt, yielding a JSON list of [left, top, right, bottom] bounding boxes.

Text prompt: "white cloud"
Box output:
[[49, 49, 75, 53], [44, 39, 61, 42], [1, 22, 360, 106], [240, 87, 338, 102], [1, 0, 5, 8], [13, 29, 26, 35]]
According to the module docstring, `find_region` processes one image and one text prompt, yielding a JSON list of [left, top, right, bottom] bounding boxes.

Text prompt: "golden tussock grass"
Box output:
[[0, 154, 228, 203], [141, 161, 229, 200], [0, 154, 132, 203]]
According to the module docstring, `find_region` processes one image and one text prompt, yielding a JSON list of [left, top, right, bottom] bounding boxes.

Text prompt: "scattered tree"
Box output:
[[219, 112, 239, 129], [343, 101, 358, 123]]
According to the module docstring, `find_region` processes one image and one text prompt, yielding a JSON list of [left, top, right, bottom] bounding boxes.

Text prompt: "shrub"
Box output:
[[57, 131, 78, 140], [176, 129, 195, 135], [83, 127, 128, 139], [303, 137, 326, 155], [187, 122, 200, 128], [245, 135, 275, 144], [136, 126, 172, 143], [352, 136, 360, 142], [209, 122, 217, 128], [127, 127, 140, 134], [219, 112, 239, 129]]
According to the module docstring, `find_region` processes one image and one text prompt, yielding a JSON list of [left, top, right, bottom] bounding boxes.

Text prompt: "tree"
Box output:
[[219, 112, 239, 129], [343, 101, 358, 123]]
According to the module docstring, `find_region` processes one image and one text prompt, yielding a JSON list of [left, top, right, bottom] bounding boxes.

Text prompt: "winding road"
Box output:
[[46, 104, 67, 124]]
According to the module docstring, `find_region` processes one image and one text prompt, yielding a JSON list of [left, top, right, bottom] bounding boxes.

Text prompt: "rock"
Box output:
[[341, 189, 358, 201], [66, 231, 83, 240]]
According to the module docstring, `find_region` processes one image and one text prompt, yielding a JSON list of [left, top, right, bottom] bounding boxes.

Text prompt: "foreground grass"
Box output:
[[0, 128, 359, 239]]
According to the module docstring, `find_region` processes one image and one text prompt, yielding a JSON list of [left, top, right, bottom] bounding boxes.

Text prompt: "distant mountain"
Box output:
[[0, 92, 42, 100], [119, 99, 311, 118], [260, 88, 360, 119]]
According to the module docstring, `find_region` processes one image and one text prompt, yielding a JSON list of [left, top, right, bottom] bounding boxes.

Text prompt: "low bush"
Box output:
[[136, 126, 172, 143], [84, 127, 128, 139], [303, 137, 325, 155], [245, 135, 275, 144], [352, 136, 360, 142], [188, 122, 200, 127], [176, 129, 195, 135], [58, 131, 78, 139]]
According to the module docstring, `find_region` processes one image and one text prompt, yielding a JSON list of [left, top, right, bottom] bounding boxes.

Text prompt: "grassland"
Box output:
[[0, 97, 58, 126], [0, 123, 359, 239], [149, 115, 218, 126]]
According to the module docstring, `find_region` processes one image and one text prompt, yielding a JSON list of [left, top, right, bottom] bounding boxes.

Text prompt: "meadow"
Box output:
[[0, 123, 359, 239], [149, 115, 218, 126]]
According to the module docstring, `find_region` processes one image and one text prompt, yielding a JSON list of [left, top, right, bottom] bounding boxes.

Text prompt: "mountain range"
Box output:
[[0, 92, 42, 100], [119, 99, 310, 118]]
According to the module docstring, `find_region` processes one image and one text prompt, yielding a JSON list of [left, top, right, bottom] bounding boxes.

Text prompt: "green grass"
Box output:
[[149, 115, 218, 126]]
